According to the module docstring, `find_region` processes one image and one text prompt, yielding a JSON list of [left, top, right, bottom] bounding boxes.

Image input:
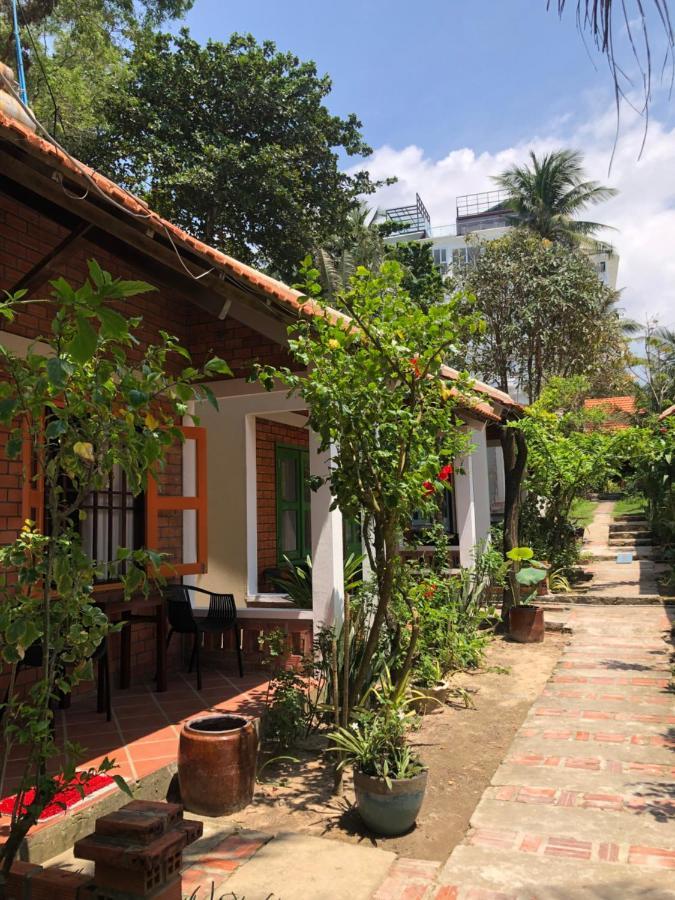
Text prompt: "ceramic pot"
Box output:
[[509, 605, 545, 643], [353, 769, 428, 836], [178, 714, 257, 816]]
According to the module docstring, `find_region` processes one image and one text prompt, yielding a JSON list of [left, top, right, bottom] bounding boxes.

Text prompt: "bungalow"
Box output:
[[0, 105, 518, 688]]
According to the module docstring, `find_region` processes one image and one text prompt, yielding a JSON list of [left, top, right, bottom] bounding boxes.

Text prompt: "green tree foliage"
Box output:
[[260, 258, 481, 710], [453, 230, 631, 402], [633, 318, 675, 413], [493, 149, 616, 243], [629, 418, 675, 555], [1, 0, 192, 144], [517, 383, 637, 569], [80, 31, 380, 280], [0, 264, 230, 878]]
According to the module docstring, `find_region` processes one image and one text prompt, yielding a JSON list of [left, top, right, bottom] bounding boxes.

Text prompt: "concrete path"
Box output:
[[561, 501, 669, 603], [431, 604, 675, 899]]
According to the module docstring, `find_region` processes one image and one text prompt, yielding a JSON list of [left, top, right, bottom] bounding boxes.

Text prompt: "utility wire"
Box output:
[[2, 74, 216, 284], [16, 0, 64, 137], [9, 0, 27, 103]]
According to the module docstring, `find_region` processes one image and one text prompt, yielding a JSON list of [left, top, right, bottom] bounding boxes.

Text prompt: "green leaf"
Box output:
[[116, 280, 157, 297], [203, 357, 233, 377], [6, 434, 22, 459], [516, 567, 547, 586], [128, 389, 148, 407], [0, 396, 17, 423], [87, 259, 107, 288], [68, 315, 98, 364], [45, 417, 67, 439], [112, 774, 134, 798], [506, 547, 534, 562], [200, 384, 219, 411], [97, 307, 129, 340], [50, 277, 76, 302], [46, 357, 68, 388]]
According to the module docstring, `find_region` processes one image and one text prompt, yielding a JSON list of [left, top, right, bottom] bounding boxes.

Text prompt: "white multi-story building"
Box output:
[[379, 190, 619, 290], [379, 191, 619, 522]]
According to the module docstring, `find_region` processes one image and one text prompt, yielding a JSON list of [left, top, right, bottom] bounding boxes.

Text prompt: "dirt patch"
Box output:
[[226, 632, 566, 862]]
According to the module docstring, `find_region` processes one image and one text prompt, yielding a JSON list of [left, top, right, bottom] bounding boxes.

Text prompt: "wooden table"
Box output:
[[96, 593, 168, 693]]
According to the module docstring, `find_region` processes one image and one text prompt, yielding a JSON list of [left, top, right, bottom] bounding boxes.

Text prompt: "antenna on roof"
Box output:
[[10, 0, 28, 105]]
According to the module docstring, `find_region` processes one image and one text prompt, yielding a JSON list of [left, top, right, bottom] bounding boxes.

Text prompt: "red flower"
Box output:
[[423, 584, 437, 599], [409, 357, 422, 378], [438, 464, 453, 481], [422, 480, 435, 496]]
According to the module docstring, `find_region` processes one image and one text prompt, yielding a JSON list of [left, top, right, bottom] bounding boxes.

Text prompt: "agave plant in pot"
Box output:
[[506, 547, 548, 643], [329, 669, 427, 836]]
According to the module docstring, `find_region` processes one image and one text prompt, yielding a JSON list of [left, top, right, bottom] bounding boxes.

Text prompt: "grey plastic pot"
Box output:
[[353, 769, 428, 836]]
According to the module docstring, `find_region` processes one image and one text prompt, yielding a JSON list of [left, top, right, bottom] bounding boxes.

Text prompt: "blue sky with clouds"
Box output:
[[179, 1, 675, 325]]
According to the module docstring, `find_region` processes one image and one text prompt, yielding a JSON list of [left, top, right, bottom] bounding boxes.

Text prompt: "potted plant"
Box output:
[[506, 547, 548, 643], [258, 627, 292, 671], [410, 658, 452, 715], [329, 670, 427, 836]]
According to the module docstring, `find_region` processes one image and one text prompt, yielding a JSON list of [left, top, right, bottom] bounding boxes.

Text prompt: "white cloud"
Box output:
[[351, 106, 675, 326]]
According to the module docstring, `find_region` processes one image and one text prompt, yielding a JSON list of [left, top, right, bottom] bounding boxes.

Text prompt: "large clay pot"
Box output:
[[178, 714, 257, 816], [509, 605, 545, 643], [353, 769, 427, 836]]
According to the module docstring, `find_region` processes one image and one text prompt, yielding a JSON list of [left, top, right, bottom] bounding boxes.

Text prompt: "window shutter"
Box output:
[[145, 425, 208, 576], [21, 420, 45, 531]]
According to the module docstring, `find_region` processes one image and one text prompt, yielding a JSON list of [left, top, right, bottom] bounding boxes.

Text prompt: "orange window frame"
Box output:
[[145, 425, 208, 576]]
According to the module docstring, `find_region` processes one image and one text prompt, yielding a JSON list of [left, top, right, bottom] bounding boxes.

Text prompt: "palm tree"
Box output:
[[549, 2, 673, 117], [493, 149, 617, 244], [314, 204, 385, 303]]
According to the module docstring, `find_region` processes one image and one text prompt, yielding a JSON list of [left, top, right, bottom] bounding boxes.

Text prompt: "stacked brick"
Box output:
[[73, 800, 203, 899]]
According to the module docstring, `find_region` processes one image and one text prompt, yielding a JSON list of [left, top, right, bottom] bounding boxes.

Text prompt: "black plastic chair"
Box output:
[[0, 636, 111, 724], [164, 585, 243, 690]]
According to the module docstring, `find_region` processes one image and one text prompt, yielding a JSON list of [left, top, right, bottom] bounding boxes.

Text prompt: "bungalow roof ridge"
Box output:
[[0, 108, 341, 322], [0, 110, 513, 421]]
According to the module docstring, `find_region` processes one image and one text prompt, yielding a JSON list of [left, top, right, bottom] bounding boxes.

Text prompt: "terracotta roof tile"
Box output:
[[0, 110, 318, 318], [0, 111, 513, 420], [584, 396, 636, 414]]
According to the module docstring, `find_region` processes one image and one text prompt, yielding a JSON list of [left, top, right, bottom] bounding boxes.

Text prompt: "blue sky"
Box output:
[[178, 1, 675, 324], [181, 1, 673, 159]]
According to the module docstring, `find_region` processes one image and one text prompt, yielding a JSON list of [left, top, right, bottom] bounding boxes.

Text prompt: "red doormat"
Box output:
[[0, 773, 115, 821]]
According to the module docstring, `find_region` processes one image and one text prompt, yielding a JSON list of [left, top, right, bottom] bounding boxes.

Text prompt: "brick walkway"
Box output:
[[431, 605, 675, 899]]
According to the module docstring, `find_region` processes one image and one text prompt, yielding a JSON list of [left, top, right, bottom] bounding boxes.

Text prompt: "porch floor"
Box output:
[[2, 667, 270, 797]]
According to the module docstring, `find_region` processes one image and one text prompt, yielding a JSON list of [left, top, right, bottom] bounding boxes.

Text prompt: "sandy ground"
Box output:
[[225, 632, 566, 861]]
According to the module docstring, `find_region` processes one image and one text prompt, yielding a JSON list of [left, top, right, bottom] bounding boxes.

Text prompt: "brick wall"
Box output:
[[255, 417, 308, 588], [188, 310, 296, 379], [0, 188, 297, 696]]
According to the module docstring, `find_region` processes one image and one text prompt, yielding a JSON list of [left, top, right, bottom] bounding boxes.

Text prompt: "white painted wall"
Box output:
[[309, 430, 344, 630], [193, 379, 311, 605], [194, 378, 345, 631], [453, 419, 492, 567]]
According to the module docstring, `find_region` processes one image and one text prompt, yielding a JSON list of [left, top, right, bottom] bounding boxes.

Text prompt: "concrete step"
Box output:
[[610, 523, 650, 535], [583, 547, 655, 560], [439, 844, 675, 898], [215, 831, 396, 900], [469, 795, 675, 847], [506, 734, 675, 766], [608, 535, 653, 546], [493, 761, 675, 794], [550, 593, 667, 605]]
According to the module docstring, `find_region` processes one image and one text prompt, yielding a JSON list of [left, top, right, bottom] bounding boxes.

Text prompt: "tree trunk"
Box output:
[[499, 426, 528, 623], [351, 519, 397, 704]]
